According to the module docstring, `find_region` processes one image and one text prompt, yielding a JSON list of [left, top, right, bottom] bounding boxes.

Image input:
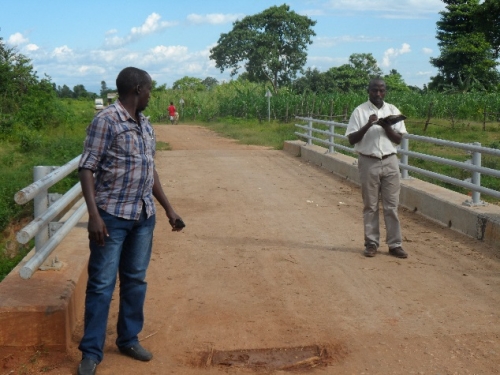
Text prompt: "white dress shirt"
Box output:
[[345, 100, 407, 159]]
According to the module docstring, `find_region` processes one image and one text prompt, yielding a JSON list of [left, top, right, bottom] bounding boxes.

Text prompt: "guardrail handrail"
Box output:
[[14, 154, 87, 279], [294, 116, 500, 206]]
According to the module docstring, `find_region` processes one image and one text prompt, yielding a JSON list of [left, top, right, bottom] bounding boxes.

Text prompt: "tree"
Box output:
[[325, 53, 383, 92], [172, 76, 205, 91], [73, 84, 90, 99], [292, 68, 329, 94], [429, 0, 499, 92], [0, 37, 38, 114], [100, 81, 108, 97], [152, 80, 167, 92], [58, 84, 74, 98], [475, 0, 500, 59], [384, 69, 409, 91], [209, 4, 316, 92], [202, 77, 219, 91]]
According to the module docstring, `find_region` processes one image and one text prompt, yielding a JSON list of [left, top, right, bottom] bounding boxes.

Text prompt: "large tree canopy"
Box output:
[[429, 0, 499, 92], [475, 0, 500, 59], [209, 4, 316, 92], [293, 53, 387, 93]]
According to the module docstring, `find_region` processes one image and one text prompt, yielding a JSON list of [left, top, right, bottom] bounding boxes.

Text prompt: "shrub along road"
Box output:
[[5, 125, 500, 374]]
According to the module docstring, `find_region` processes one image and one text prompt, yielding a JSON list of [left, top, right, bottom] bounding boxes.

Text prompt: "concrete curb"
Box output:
[[283, 140, 500, 247], [0, 211, 88, 351]]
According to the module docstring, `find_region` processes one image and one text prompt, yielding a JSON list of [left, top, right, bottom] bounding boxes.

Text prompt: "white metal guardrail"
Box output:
[[14, 155, 87, 279], [294, 116, 500, 206]]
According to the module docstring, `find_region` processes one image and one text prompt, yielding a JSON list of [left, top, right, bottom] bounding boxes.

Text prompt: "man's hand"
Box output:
[[368, 114, 378, 126], [168, 213, 185, 232], [87, 214, 108, 246]]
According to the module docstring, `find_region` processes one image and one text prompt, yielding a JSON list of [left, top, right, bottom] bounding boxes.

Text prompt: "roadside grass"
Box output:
[[194, 117, 297, 150], [0, 100, 91, 281]]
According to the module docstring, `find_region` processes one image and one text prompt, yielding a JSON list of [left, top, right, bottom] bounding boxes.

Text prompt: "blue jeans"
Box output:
[[79, 207, 155, 363]]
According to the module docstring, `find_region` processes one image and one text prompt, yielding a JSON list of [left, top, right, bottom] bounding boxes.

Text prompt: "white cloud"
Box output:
[[315, 35, 384, 48], [51, 45, 75, 61], [142, 45, 190, 64], [422, 47, 433, 54], [7, 32, 28, 46], [323, 0, 444, 18], [77, 65, 106, 75], [382, 43, 411, 67], [25, 44, 40, 52], [187, 13, 243, 25], [104, 13, 176, 48], [417, 71, 432, 76], [131, 13, 173, 36]]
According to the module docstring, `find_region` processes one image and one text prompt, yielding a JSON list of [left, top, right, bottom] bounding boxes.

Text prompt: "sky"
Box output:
[[1, 0, 447, 94]]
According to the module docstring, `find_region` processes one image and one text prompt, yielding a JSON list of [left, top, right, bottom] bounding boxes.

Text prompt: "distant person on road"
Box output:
[[168, 101, 177, 124], [345, 78, 408, 259], [77, 67, 184, 375]]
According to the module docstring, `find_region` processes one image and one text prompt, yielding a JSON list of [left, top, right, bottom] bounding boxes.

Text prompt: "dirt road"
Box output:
[[6, 125, 500, 374]]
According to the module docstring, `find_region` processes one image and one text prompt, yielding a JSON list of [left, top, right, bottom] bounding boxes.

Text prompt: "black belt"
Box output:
[[360, 153, 396, 160]]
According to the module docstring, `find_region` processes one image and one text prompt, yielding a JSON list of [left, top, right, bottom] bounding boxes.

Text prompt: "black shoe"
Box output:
[[364, 244, 377, 257], [119, 343, 153, 361], [78, 358, 97, 375], [389, 246, 408, 259]]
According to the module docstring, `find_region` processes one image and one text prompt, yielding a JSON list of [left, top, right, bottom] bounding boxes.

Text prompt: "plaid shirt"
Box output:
[[79, 101, 156, 220]]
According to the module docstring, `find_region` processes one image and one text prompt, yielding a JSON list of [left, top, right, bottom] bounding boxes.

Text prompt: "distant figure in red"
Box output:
[[168, 102, 176, 124]]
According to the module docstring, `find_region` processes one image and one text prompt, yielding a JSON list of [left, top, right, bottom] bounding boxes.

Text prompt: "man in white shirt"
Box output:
[[345, 78, 408, 259]]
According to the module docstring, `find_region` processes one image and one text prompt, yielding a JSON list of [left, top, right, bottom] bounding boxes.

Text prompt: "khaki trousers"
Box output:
[[357, 154, 402, 249]]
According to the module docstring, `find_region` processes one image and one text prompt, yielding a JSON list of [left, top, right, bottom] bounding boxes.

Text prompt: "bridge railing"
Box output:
[[14, 154, 87, 279], [294, 116, 500, 206]]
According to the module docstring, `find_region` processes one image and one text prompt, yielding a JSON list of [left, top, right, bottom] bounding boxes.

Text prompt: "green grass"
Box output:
[[0, 99, 92, 281], [195, 117, 298, 150]]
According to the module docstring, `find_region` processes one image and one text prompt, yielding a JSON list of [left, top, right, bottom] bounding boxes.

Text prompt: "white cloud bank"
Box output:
[[324, 0, 444, 18], [187, 13, 243, 25], [382, 43, 411, 67], [104, 13, 176, 48]]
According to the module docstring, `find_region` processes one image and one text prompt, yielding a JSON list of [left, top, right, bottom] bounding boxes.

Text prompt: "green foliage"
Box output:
[[475, 0, 500, 59], [172, 76, 205, 91], [384, 69, 410, 92], [0, 247, 31, 281], [430, 0, 499, 91], [0, 37, 37, 115], [209, 4, 316, 91], [147, 79, 500, 126], [0, 99, 92, 234], [293, 53, 388, 94]]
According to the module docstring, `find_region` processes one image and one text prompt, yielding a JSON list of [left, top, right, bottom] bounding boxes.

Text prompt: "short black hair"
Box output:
[[116, 67, 151, 96], [368, 78, 385, 89]]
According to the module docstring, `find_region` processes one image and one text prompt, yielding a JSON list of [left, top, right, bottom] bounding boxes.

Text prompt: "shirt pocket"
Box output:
[[114, 130, 141, 156]]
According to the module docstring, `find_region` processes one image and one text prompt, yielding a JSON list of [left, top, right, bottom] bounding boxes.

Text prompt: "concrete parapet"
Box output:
[[283, 140, 500, 248], [0, 213, 88, 351]]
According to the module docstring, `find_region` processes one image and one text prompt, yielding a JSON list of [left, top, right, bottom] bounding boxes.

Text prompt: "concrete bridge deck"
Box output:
[[1, 125, 499, 374]]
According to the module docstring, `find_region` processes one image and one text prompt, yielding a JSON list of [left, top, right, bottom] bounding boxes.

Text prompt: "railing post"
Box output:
[[463, 142, 486, 206], [33, 166, 52, 252], [307, 119, 312, 145], [471, 142, 482, 205], [328, 123, 335, 153], [400, 137, 410, 179]]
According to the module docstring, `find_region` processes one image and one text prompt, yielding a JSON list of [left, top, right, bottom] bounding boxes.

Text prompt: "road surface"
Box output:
[[4, 125, 500, 374]]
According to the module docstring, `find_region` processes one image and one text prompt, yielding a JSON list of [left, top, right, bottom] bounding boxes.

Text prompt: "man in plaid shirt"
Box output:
[[77, 67, 184, 375]]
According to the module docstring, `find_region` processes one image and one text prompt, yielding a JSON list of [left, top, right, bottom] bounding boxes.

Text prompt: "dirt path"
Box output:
[[7, 125, 500, 374]]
